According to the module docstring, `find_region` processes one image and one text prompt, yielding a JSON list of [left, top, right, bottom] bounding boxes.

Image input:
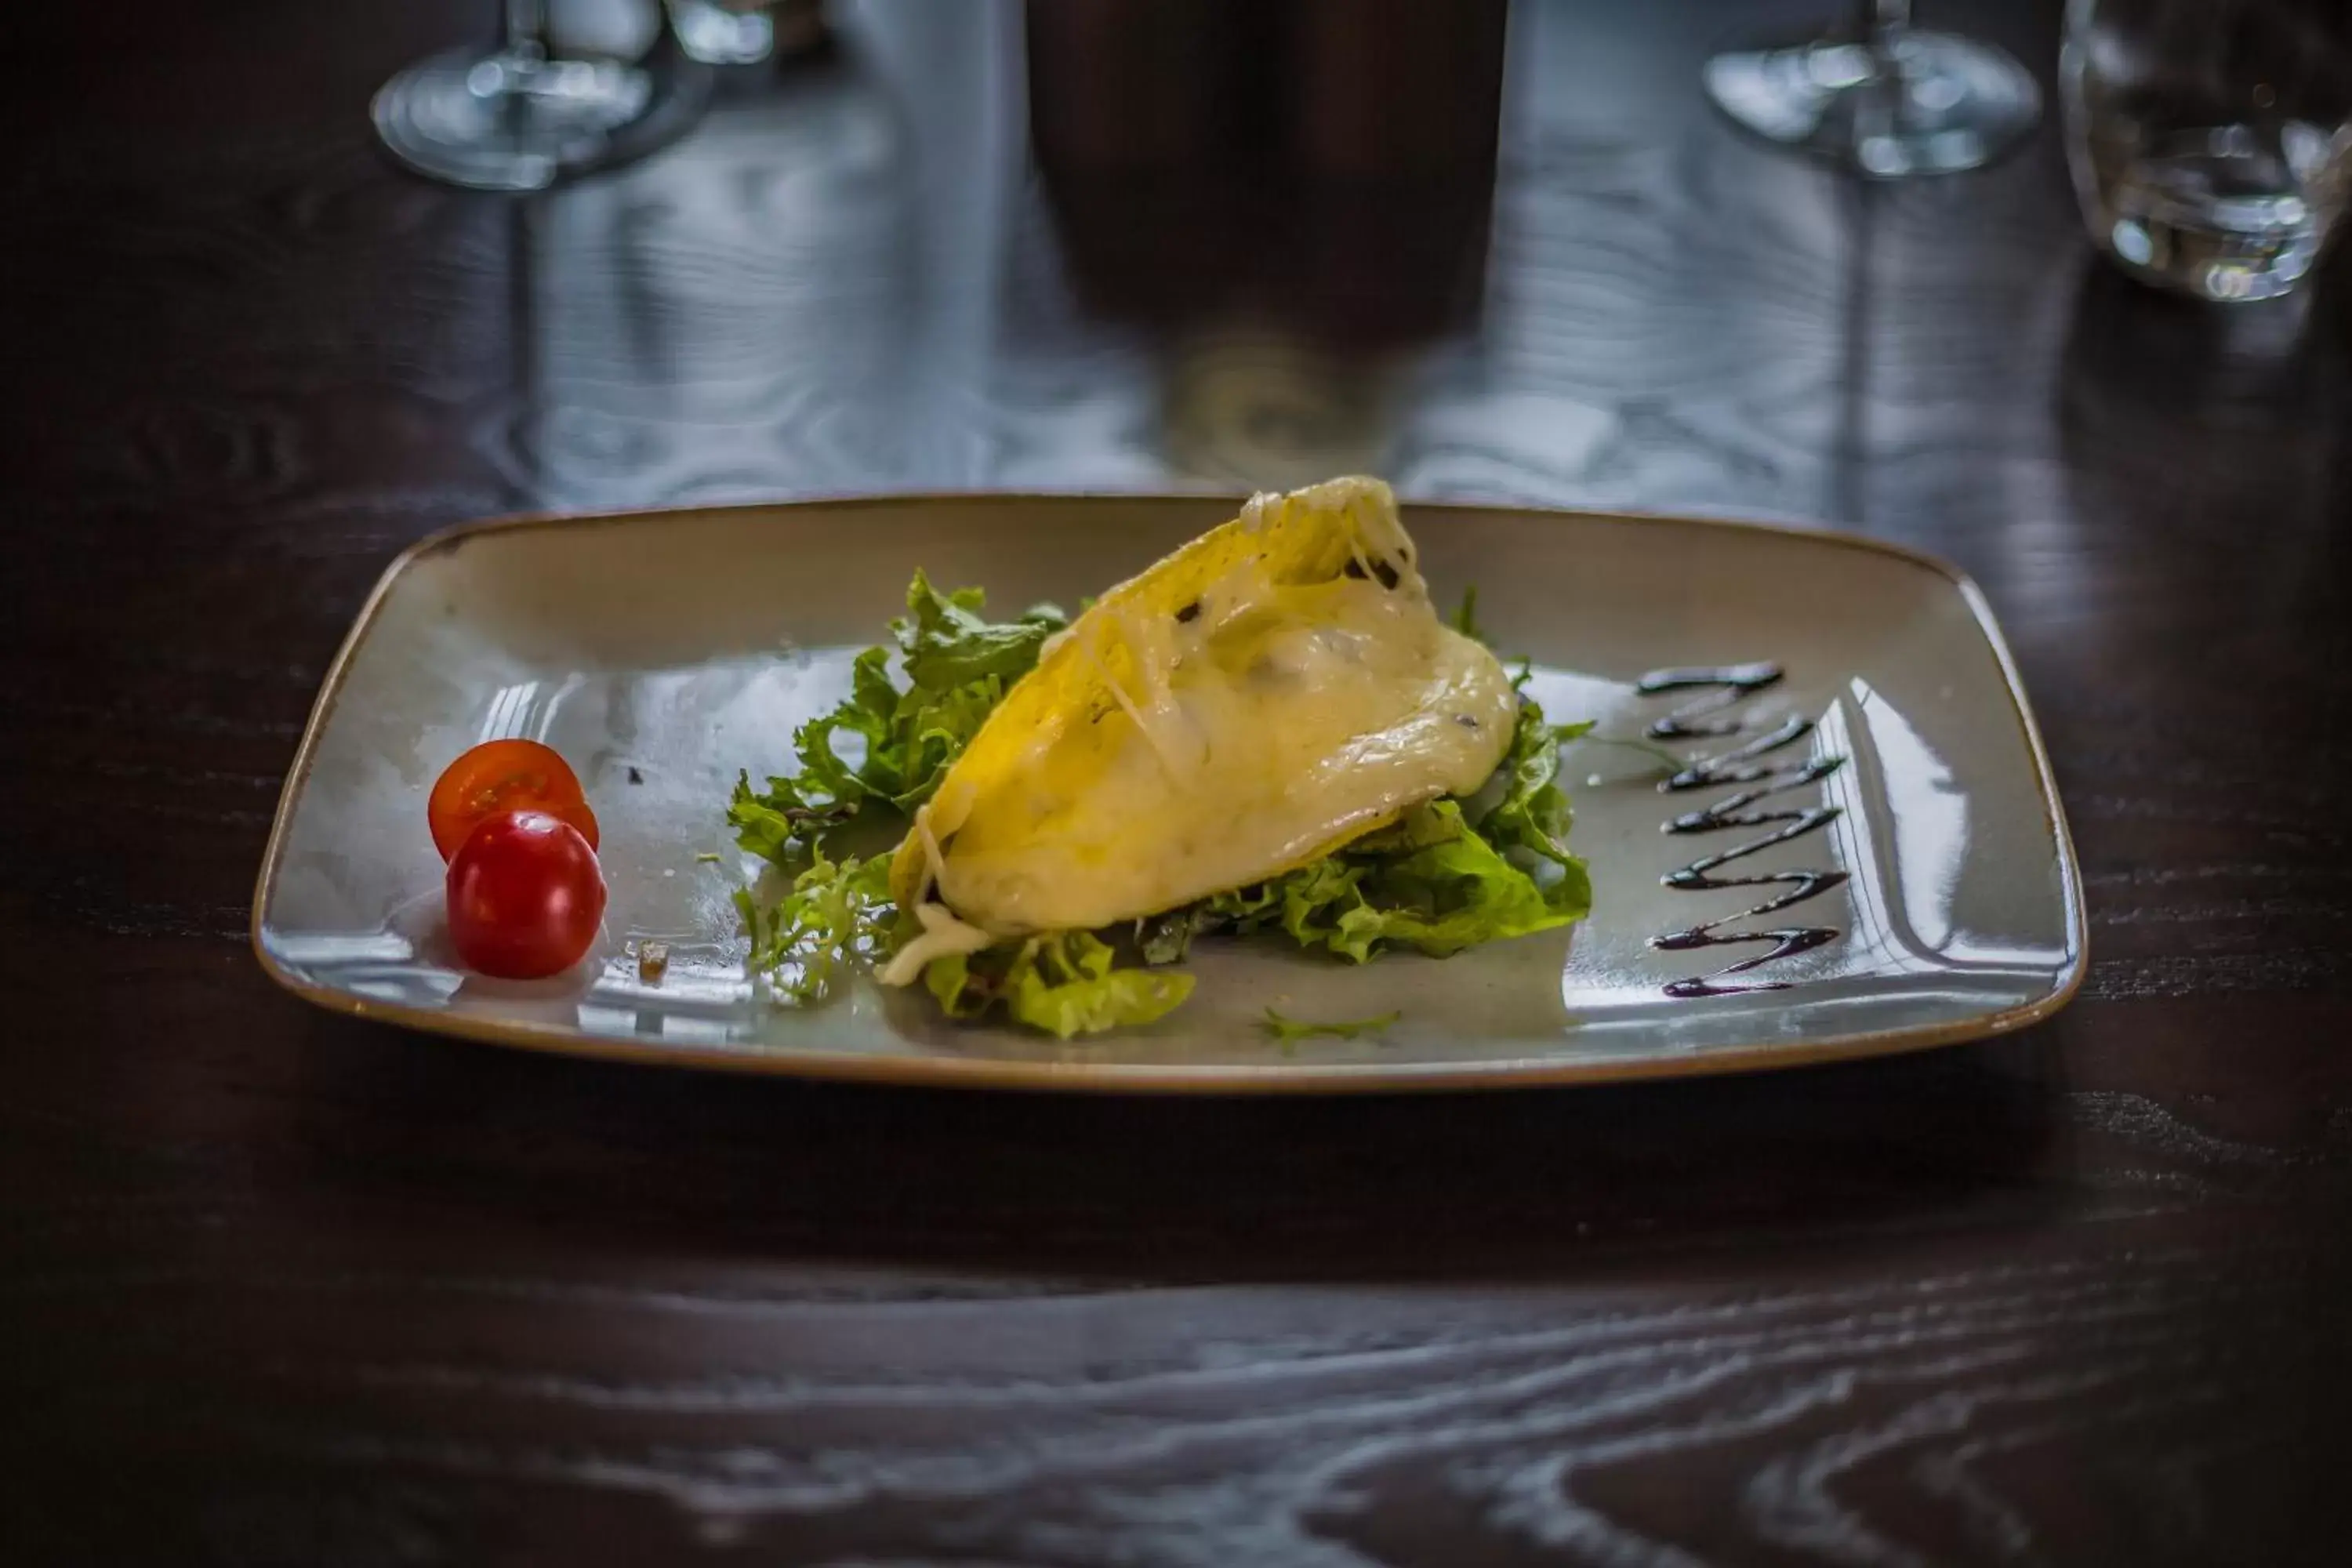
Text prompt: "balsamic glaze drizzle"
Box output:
[[1635, 664, 1848, 999], [1637, 662, 1784, 739]]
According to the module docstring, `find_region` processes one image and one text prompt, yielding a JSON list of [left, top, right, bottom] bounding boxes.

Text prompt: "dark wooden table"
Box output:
[[5, 1, 2347, 1563]]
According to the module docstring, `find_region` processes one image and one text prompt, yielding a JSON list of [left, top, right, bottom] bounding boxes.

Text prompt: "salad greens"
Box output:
[[731, 850, 895, 1005], [1451, 583, 1486, 643], [726, 571, 1593, 1036], [1133, 757, 1589, 970], [1478, 704, 1597, 895], [728, 572, 1065, 866], [1130, 702, 1594, 971], [924, 929, 1195, 1040], [1262, 1007, 1402, 1047]]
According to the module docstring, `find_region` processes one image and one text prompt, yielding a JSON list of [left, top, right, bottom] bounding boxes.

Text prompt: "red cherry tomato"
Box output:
[[445, 810, 607, 979], [429, 739, 599, 862]]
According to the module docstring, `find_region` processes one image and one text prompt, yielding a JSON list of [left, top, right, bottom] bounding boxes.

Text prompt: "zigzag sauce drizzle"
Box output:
[[1636, 666, 1848, 1000]]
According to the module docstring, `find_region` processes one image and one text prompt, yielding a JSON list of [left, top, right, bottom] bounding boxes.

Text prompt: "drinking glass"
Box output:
[[375, 0, 711, 191], [1705, 0, 2041, 177], [2063, 0, 2352, 302], [670, 0, 775, 67]]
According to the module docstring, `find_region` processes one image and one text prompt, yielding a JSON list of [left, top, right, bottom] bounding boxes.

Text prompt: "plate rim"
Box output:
[[250, 493, 2089, 1095]]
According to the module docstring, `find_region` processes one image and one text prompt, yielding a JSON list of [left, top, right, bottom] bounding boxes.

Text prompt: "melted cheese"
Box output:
[[886, 477, 1516, 938], [876, 897, 994, 986]]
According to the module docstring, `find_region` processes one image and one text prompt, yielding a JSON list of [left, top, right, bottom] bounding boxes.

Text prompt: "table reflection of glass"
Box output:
[[1705, 0, 2039, 178], [374, 0, 710, 191]]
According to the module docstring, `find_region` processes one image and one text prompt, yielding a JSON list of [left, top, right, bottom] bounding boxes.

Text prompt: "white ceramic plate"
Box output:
[[254, 495, 2084, 1093]]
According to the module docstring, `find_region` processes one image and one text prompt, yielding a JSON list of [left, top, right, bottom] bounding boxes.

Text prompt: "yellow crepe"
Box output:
[[885, 477, 1516, 949]]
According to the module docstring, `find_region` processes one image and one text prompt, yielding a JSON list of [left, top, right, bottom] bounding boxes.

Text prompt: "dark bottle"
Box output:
[[1025, 0, 1508, 343]]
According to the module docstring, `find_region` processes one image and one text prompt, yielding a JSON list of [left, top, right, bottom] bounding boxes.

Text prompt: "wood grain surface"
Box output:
[[3, 0, 2348, 1563]]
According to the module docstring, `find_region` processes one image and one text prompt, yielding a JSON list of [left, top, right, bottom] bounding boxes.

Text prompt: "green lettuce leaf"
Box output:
[[728, 575, 1065, 865], [1339, 801, 1584, 960], [1262, 1007, 1400, 1046], [1188, 800, 1577, 964], [1451, 584, 1486, 642], [734, 850, 897, 1004], [726, 771, 853, 865], [923, 930, 1194, 1040], [1477, 699, 1595, 911], [1167, 695, 1595, 964], [1344, 797, 1468, 855], [1134, 904, 1218, 966], [895, 571, 1069, 691]]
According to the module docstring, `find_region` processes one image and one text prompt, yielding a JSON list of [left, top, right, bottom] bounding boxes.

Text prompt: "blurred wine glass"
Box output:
[[375, 0, 710, 191], [670, 0, 775, 66], [1705, 0, 2040, 177]]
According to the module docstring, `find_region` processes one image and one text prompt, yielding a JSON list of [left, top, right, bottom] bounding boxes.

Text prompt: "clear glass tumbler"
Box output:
[[2063, 0, 2352, 302]]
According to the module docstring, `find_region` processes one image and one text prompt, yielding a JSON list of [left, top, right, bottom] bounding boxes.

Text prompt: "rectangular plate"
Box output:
[[254, 495, 2084, 1093]]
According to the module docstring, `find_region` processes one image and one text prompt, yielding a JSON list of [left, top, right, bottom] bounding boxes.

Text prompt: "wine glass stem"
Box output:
[[506, 0, 550, 62]]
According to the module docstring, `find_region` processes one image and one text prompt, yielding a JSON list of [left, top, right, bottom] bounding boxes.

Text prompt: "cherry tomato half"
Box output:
[[429, 739, 598, 862], [445, 810, 608, 979]]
